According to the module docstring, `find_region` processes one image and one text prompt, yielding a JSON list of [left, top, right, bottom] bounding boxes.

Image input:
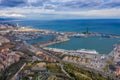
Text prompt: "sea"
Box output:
[[16, 19, 120, 54]]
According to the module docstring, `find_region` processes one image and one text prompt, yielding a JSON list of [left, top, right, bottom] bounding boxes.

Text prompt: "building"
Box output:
[[32, 62, 46, 71], [0, 64, 4, 72], [114, 67, 120, 76]]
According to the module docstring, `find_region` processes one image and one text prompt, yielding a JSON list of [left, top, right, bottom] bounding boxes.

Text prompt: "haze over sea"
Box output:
[[18, 19, 120, 54], [19, 19, 120, 34]]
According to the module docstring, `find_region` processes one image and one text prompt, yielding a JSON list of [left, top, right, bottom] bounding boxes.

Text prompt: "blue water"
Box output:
[[18, 19, 120, 34], [48, 36, 120, 54], [15, 19, 120, 54], [27, 35, 54, 44]]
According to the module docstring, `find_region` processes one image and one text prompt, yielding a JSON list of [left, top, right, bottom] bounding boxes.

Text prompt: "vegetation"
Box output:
[[103, 65, 109, 73], [106, 61, 114, 65], [46, 63, 62, 73], [63, 63, 113, 80], [1, 60, 25, 80], [0, 74, 3, 80], [103, 60, 114, 73]]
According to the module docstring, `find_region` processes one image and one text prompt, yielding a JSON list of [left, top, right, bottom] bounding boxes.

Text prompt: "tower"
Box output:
[[16, 23, 19, 27]]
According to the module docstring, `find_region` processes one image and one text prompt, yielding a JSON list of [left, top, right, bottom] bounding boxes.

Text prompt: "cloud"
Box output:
[[0, 0, 120, 9], [0, 0, 120, 19], [0, 13, 25, 18], [62, 9, 120, 18], [0, 7, 119, 19], [28, 0, 37, 3], [57, 0, 103, 10], [0, 0, 27, 7]]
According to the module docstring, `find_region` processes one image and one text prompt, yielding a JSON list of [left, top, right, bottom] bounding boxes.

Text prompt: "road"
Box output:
[[20, 41, 61, 62], [11, 63, 26, 80], [63, 61, 119, 80], [13, 40, 119, 80], [59, 63, 72, 79]]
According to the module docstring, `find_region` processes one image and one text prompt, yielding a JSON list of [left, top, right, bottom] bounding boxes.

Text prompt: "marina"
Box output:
[[0, 0, 120, 79], [47, 36, 120, 54], [0, 23, 120, 80], [11, 25, 120, 54], [15, 19, 120, 55]]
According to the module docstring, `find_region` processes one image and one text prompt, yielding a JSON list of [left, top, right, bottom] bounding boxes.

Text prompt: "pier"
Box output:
[[108, 44, 120, 62]]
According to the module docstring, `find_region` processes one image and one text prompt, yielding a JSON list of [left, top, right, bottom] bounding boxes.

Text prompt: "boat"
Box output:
[[76, 49, 99, 54], [74, 33, 87, 38]]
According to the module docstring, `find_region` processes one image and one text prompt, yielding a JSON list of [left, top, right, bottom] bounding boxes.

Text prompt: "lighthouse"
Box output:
[[16, 23, 19, 27]]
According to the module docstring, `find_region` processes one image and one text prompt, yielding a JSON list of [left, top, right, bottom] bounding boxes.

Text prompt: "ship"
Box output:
[[74, 33, 87, 38], [76, 49, 99, 54], [75, 27, 89, 38]]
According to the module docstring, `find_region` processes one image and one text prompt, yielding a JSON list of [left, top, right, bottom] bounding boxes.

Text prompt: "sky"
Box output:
[[0, 0, 120, 20]]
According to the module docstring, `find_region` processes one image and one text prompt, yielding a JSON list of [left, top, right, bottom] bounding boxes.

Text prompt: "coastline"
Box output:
[[13, 25, 120, 55], [33, 31, 120, 54], [0, 23, 120, 80]]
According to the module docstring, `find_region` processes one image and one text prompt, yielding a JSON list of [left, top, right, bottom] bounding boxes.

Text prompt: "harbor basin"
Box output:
[[47, 36, 120, 54]]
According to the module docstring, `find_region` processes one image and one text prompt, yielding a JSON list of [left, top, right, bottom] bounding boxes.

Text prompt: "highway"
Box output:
[[12, 40, 119, 80], [11, 63, 26, 80]]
